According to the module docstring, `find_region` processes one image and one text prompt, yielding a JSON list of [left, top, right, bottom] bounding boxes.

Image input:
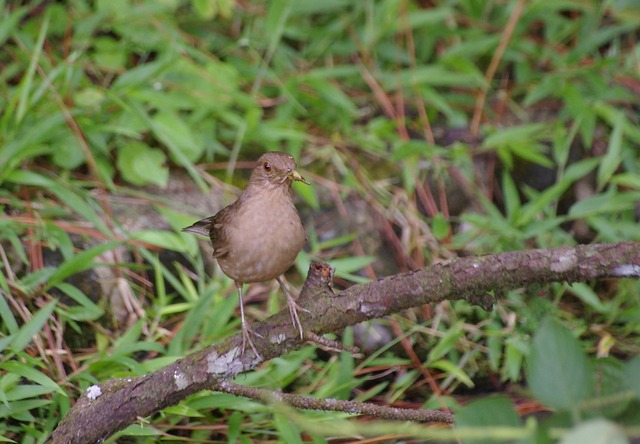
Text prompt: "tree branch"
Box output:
[[48, 241, 640, 443], [214, 381, 455, 423]]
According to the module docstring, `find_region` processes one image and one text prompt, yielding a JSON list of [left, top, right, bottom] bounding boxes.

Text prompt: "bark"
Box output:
[[48, 241, 640, 443]]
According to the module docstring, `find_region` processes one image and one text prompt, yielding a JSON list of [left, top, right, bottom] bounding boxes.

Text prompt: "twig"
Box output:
[[215, 380, 454, 424], [304, 331, 362, 356]]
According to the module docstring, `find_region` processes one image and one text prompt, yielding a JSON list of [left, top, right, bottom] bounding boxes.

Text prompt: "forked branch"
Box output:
[[48, 241, 640, 443]]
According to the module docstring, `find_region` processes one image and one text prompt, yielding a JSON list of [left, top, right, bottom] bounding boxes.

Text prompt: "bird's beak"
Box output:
[[290, 170, 310, 185]]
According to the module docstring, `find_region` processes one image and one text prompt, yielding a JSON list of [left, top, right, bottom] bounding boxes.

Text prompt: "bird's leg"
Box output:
[[276, 276, 308, 339], [236, 283, 263, 359]]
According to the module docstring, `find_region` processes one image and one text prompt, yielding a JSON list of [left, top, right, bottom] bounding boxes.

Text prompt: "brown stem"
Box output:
[[215, 381, 454, 424]]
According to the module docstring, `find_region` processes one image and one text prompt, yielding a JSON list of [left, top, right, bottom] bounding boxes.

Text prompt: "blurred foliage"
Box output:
[[1, 0, 640, 442]]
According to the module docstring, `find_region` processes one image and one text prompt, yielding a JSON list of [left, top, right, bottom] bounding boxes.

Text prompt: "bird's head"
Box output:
[[251, 152, 309, 186]]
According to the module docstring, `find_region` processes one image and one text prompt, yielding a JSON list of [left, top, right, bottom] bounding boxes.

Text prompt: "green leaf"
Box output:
[[509, 142, 554, 168], [624, 354, 640, 400], [487, 334, 502, 372], [273, 412, 302, 444], [126, 100, 207, 192], [327, 256, 376, 273], [597, 114, 624, 190], [227, 411, 243, 444], [46, 241, 121, 289], [0, 399, 51, 420], [335, 348, 355, 400], [594, 101, 640, 145], [8, 175, 115, 233], [4, 384, 57, 401], [7, 300, 57, 354], [265, 0, 293, 55], [383, 66, 484, 89], [326, 256, 375, 283], [50, 186, 110, 233], [74, 86, 107, 108], [192, 0, 216, 19], [429, 359, 474, 387], [0, 6, 28, 47], [559, 418, 628, 444], [306, 78, 358, 116], [611, 172, 640, 189], [162, 404, 205, 417], [527, 316, 594, 411], [431, 213, 450, 240], [0, 134, 56, 185], [502, 336, 528, 382], [502, 171, 521, 223], [290, 0, 350, 15], [152, 111, 203, 163], [568, 189, 640, 218], [428, 322, 464, 362], [112, 58, 173, 91], [130, 230, 188, 251], [117, 141, 168, 187], [15, 13, 49, 125], [455, 396, 521, 444], [0, 293, 19, 335], [1, 360, 65, 396], [567, 283, 609, 314], [483, 123, 549, 150], [50, 136, 85, 170], [55, 283, 104, 321], [593, 357, 630, 418], [293, 180, 319, 209], [5, 169, 55, 188], [16, 267, 57, 294], [110, 321, 149, 356], [115, 424, 159, 438]]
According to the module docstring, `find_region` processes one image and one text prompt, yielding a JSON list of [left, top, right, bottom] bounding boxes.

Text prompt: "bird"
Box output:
[[183, 152, 308, 358]]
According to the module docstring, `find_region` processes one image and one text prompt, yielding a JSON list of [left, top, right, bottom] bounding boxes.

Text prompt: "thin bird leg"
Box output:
[[276, 275, 308, 339], [236, 283, 263, 359]]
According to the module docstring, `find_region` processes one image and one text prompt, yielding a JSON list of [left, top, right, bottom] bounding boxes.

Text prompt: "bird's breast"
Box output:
[[217, 193, 305, 284]]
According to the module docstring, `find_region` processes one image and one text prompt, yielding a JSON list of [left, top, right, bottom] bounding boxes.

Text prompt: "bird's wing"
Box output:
[[182, 211, 230, 258], [209, 206, 234, 258]]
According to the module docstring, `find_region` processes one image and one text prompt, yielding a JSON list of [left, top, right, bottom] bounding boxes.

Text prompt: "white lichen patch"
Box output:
[[270, 333, 287, 344], [611, 264, 640, 277], [360, 302, 384, 317], [207, 347, 248, 376], [86, 385, 102, 400], [173, 370, 188, 390], [550, 250, 578, 272]]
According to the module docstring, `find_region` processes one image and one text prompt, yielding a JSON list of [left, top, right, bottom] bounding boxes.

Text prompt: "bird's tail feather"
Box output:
[[182, 218, 211, 237]]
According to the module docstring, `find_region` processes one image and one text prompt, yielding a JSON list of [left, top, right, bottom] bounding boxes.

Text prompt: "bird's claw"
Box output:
[[241, 321, 263, 360], [287, 296, 307, 339]]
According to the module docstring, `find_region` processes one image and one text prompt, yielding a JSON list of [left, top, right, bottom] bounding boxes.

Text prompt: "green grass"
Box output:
[[1, 0, 640, 442]]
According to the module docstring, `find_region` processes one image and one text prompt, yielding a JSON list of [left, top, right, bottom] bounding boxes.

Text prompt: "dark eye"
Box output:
[[263, 162, 271, 172]]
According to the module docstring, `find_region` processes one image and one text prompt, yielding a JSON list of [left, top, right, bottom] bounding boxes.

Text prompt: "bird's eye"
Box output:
[[263, 162, 271, 172]]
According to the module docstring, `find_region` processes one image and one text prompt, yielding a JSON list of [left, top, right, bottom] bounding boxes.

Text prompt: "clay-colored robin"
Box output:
[[183, 152, 308, 358]]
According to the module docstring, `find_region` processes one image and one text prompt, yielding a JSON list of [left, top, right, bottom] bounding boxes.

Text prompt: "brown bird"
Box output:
[[183, 152, 308, 358]]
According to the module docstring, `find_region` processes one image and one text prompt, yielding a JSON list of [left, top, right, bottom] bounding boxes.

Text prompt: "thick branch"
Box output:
[[48, 241, 640, 443]]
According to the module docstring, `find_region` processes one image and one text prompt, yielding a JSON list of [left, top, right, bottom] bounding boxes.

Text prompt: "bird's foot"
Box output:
[[241, 321, 263, 360], [287, 295, 309, 339], [276, 276, 309, 339]]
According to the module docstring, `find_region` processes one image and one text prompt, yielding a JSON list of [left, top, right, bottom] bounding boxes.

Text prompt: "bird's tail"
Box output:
[[182, 218, 211, 237]]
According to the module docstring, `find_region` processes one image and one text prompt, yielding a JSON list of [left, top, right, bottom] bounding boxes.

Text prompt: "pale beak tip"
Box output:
[[292, 170, 310, 185]]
